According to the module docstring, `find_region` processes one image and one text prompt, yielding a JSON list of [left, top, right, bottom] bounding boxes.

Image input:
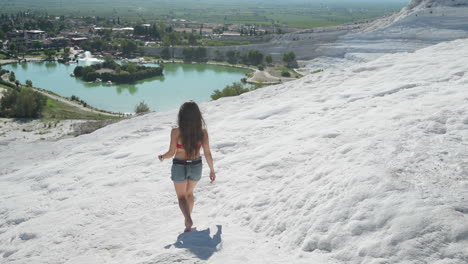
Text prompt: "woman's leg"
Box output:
[[173, 181, 193, 232], [186, 180, 199, 214]]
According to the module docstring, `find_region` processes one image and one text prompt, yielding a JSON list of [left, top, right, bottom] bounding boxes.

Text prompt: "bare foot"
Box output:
[[184, 219, 193, 232]]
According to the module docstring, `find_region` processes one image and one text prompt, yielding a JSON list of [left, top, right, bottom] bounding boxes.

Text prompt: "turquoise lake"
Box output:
[[3, 61, 249, 113]]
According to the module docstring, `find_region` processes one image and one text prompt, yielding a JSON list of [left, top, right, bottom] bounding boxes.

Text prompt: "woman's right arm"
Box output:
[[159, 128, 177, 161], [202, 129, 216, 183]]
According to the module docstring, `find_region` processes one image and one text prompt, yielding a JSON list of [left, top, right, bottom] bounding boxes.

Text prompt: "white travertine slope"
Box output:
[[1, 1, 468, 263]]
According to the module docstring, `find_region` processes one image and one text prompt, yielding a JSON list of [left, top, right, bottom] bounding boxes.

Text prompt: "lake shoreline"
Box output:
[[2, 60, 250, 113]]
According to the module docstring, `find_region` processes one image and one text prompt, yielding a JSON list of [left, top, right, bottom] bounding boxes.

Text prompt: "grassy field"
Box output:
[[0, 0, 406, 29], [0, 84, 119, 120], [42, 98, 120, 120]]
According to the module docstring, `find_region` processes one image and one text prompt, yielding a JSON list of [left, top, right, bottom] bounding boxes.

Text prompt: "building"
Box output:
[[221, 31, 241, 37], [71, 37, 88, 45], [25, 30, 46, 40]]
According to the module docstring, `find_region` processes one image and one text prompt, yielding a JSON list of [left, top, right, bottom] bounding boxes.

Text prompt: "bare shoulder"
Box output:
[[171, 127, 180, 136]]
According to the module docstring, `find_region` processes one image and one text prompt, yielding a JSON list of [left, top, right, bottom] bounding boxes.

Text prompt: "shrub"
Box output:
[[8, 72, 15, 82], [258, 64, 265, 71], [283, 51, 298, 68], [26, 80, 33, 87], [182, 47, 207, 62], [265, 54, 273, 64], [246, 49, 264, 66], [135, 101, 150, 113], [226, 50, 240, 64], [0, 88, 46, 118], [0, 79, 18, 90], [211, 82, 250, 100], [281, 71, 291, 77], [160, 47, 171, 60]]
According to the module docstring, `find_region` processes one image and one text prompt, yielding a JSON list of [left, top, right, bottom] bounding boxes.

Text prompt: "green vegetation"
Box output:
[[73, 58, 163, 83], [182, 47, 207, 62], [226, 50, 241, 64], [0, 86, 46, 118], [42, 97, 120, 120], [70, 95, 88, 107], [211, 82, 250, 100], [0, 78, 18, 89], [135, 101, 150, 113], [242, 49, 264, 66], [160, 47, 171, 59], [44, 49, 57, 60], [0, 1, 405, 29], [204, 40, 250, 46], [224, 49, 265, 66], [8, 71, 15, 82], [282, 51, 297, 68], [281, 71, 291, 77]]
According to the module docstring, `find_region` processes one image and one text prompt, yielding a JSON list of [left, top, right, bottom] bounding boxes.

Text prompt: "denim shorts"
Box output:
[[171, 157, 203, 183]]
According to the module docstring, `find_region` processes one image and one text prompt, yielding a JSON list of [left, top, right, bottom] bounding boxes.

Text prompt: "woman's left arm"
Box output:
[[158, 128, 177, 161]]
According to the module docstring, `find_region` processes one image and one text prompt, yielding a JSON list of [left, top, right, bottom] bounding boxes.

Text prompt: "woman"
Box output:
[[158, 101, 216, 232]]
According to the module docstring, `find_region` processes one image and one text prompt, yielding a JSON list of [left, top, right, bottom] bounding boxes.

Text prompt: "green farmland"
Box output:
[[0, 0, 406, 29]]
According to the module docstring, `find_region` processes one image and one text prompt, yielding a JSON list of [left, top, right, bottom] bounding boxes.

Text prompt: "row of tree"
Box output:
[[81, 39, 141, 56], [182, 47, 207, 62]]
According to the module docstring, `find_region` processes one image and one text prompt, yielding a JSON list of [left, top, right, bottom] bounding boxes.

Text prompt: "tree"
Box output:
[[135, 101, 150, 113], [282, 51, 297, 68], [102, 55, 116, 68], [188, 34, 198, 46], [8, 42, 16, 52], [160, 47, 171, 60], [247, 49, 263, 66], [44, 49, 57, 60], [195, 47, 207, 62], [182, 47, 207, 62], [0, 88, 46, 118], [182, 47, 194, 62], [213, 49, 224, 62], [226, 50, 240, 64], [9, 72, 15, 82], [26, 80, 33, 87], [265, 54, 273, 65], [162, 32, 180, 47], [32, 41, 43, 50], [134, 24, 147, 36], [18, 45, 27, 59], [61, 46, 71, 61], [121, 39, 138, 55]]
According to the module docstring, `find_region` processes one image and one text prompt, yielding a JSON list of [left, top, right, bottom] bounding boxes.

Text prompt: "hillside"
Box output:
[[307, 0, 468, 61]]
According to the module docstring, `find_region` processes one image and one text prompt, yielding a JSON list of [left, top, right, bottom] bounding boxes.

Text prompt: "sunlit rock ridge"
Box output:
[[307, 0, 468, 62]]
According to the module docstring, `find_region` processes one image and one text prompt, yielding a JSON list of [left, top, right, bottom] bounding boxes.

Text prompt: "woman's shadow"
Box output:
[[164, 225, 222, 260]]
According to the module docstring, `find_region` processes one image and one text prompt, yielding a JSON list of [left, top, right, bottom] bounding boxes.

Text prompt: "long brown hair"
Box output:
[[178, 101, 205, 159]]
